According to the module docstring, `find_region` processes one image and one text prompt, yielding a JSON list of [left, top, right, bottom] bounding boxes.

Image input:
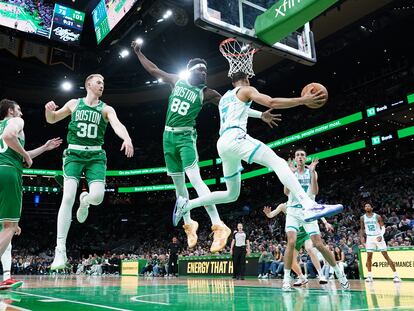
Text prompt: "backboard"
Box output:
[[194, 0, 316, 65]]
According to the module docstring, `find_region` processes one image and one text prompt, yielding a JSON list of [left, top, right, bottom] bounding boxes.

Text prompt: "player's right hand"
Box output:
[[45, 101, 59, 111], [23, 152, 33, 168], [131, 41, 141, 54]]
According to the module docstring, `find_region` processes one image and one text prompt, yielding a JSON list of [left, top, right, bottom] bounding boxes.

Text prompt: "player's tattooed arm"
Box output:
[[359, 216, 366, 246], [131, 41, 179, 86]]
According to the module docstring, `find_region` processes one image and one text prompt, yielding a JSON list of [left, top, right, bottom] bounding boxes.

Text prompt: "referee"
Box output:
[[230, 223, 251, 280]]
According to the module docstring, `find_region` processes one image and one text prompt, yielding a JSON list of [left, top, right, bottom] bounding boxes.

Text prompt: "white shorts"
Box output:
[[285, 205, 321, 236], [217, 128, 266, 179], [366, 235, 387, 252]]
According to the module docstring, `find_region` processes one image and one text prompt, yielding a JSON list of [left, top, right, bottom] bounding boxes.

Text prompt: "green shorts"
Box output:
[[63, 149, 107, 184], [163, 129, 198, 176], [295, 226, 310, 251], [0, 166, 23, 222]]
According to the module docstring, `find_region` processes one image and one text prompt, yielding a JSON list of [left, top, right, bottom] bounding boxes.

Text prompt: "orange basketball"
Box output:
[[301, 83, 328, 109]]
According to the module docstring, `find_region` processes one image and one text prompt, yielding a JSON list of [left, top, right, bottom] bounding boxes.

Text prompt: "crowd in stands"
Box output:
[[8, 0, 53, 30]]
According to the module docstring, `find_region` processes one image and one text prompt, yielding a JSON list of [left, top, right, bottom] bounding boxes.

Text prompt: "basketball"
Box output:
[[301, 83, 328, 109]]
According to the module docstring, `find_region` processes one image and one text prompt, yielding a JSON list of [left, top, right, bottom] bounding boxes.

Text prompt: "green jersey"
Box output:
[[67, 98, 108, 146], [0, 118, 25, 171], [165, 80, 206, 127]]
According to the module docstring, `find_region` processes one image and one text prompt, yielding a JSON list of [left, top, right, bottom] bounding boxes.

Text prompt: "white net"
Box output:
[[219, 38, 258, 78]]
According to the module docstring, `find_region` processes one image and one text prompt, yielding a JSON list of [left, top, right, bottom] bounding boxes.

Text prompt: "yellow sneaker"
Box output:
[[183, 221, 199, 248], [210, 222, 231, 253]]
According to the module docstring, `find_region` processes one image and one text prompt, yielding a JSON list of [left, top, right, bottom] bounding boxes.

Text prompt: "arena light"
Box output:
[[61, 81, 73, 91], [163, 10, 173, 19], [179, 70, 190, 80], [119, 49, 129, 58], [135, 37, 144, 46], [158, 78, 163, 83]]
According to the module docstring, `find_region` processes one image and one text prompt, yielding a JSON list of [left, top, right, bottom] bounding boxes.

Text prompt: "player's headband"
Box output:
[[188, 63, 207, 72]]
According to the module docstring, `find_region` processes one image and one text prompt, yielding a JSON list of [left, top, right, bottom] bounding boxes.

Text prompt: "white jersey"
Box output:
[[286, 168, 315, 209], [364, 213, 382, 236], [219, 87, 252, 136]]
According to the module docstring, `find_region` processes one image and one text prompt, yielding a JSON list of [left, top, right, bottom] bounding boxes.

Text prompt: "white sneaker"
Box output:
[[173, 196, 188, 227], [76, 192, 89, 223], [319, 276, 328, 284], [338, 273, 350, 290], [304, 203, 343, 222], [393, 276, 401, 283], [282, 281, 292, 291], [258, 274, 262, 279], [293, 277, 308, 286], [365, 276, 373, 283], [51, 247, 67, 270]]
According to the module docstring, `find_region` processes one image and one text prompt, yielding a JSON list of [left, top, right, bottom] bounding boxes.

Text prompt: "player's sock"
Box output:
[[186, 166, 222, 225], [250, 147, 315, 208], [56, 179, 77, 250], [171, 174, 194, 224], [317, 269, 323, 278], [367, 272, 372, 278], [284, 269, 291, 282], [1, 243, 12, 281], [393, 271, 398, 277], [332, 264, 342, 277]]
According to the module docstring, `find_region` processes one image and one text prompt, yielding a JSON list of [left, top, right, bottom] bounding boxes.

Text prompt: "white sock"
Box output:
[[56, 179, 77, 250], [284, 269, 291, 281], [171, 174, 193, 224], [332, 264, 342, 277], [394, 271, 398, 277], [1, 243, 12, 281], [249, 145, 315, 209], [317, 269, 323, 278], [83, 182, 105, 206], [368, 272, 372, 278], [186, 166, 221, 225], [187, 174, 241, 210]]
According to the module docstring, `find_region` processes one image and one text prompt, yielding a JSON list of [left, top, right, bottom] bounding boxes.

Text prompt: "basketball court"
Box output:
[[1, 276, 412, 311]]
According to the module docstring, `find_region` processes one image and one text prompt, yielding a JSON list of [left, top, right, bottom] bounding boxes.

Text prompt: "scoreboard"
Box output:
[[92, 0, 111, 44], [50, 4, 85, 45]]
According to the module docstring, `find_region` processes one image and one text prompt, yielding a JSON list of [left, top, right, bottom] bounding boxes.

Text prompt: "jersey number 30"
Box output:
[[170, 98, 190, 116], [77, 123, 98, 139]]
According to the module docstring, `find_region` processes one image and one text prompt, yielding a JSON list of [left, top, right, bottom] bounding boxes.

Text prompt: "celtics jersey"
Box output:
[[219, 87, 252, 135], [0, 118, 25, 170], [287, 168, 315, 208], [67, 98, 108, 146], [165, 79, 206, 127], [364, 213, 382, 236]]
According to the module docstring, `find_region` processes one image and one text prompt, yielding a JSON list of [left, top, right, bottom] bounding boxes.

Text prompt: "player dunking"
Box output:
[[360, 202, 401, 283], [0, 99, 62, 288], [45, 74, 134, 270], [131, 41, 278, 252]]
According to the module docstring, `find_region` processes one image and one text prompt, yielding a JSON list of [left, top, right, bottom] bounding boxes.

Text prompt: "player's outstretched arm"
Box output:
[[105, 106, 134, 158], [203, 88, 222, 105], [2, 117, 32, 167], [27, 138, 63, 159], [263, 203, 286, 218], [45, 99, 76, 124], [239, 86, 326, 109], [131, 41, 179, 86], [248, 108, 282, 128]]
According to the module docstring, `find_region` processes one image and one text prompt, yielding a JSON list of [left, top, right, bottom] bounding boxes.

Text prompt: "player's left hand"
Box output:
[[263, 206, 273, 218], [325, 223, 334, 233], [121, 140, 134, 158], [261, 109, 282, 128], [307, 158, 319, 172], [44, 138, 63, 151], [376, 236, 382, 242]]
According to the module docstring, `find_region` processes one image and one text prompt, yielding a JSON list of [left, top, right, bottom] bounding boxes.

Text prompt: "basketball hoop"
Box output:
[[219, 38, 258, 78]]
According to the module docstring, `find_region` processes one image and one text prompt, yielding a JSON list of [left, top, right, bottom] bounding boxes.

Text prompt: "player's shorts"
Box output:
[[366, 235, 387, 252], [163, 128, 198, 176], [295, 227, 311, 251], [217, 127, 267, 179], [63, 148, 107, 184], [285, 204, 321, 236], [0, 166, 23, 222]]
